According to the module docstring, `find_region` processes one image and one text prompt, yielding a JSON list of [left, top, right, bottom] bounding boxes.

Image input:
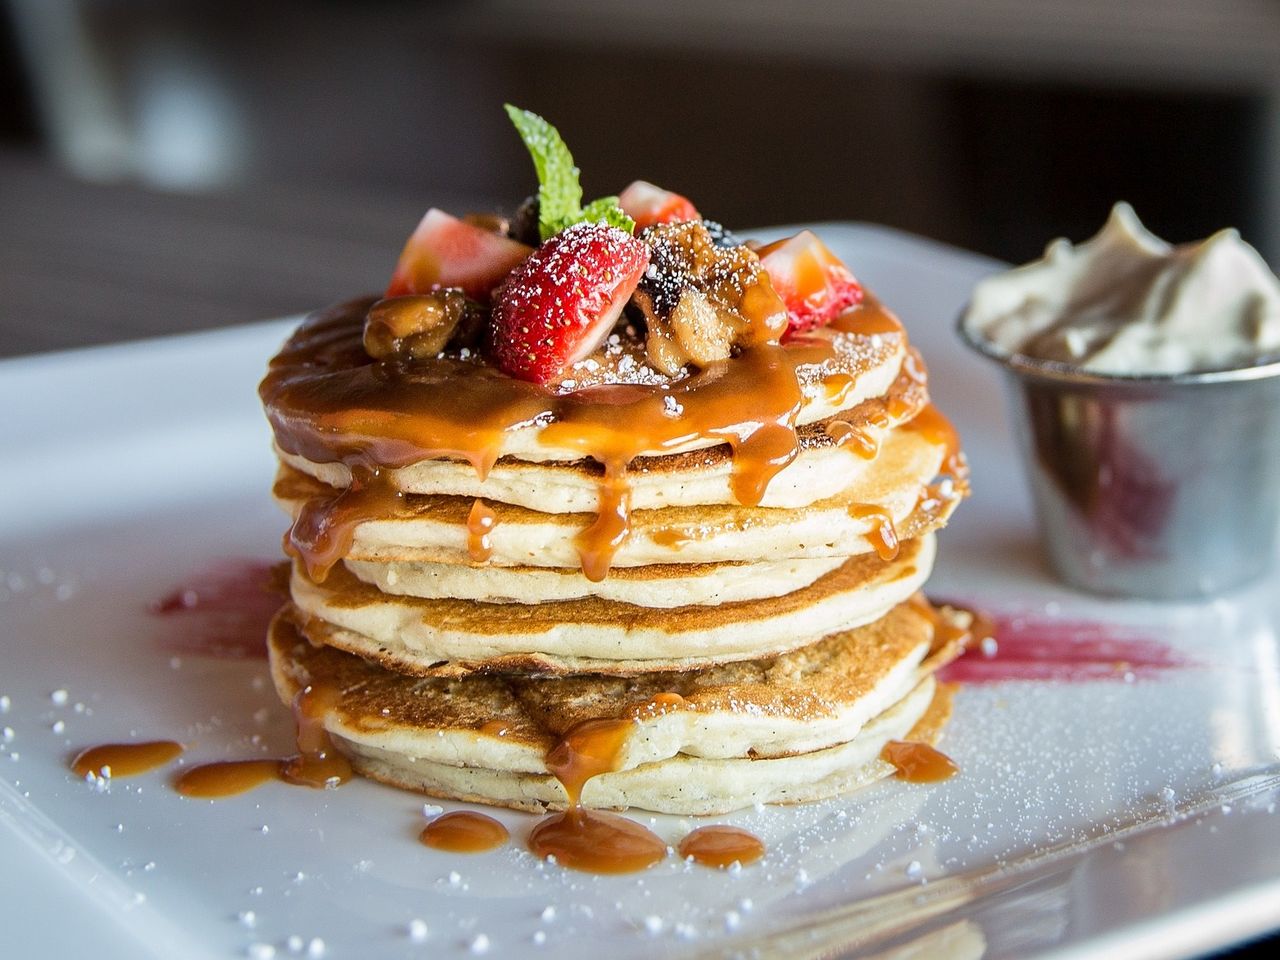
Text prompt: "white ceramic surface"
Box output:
[[2, 224, 1278, 960]]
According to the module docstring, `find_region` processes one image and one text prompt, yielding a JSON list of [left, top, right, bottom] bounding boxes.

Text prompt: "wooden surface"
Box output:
[[0, 151, 495, 358]]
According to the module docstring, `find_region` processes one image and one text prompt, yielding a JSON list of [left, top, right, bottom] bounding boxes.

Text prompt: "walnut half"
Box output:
[[632, 221, 786, 374]]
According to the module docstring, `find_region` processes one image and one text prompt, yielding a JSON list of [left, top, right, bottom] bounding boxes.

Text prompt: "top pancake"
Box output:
[[260, 296, 911, 470]]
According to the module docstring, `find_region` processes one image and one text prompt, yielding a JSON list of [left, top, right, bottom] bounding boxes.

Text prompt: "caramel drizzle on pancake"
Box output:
[[260, 296, 913, 582]]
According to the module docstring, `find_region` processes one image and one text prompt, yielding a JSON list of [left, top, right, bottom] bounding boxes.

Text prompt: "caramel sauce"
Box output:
[[527, 717, 667, 873], [420, 811, 509, 853], [173, 683, 353, 801], [651, 526, 693, 549], [848, 504, 900, 562], [286, 463, 405, 581], [480, 720, 510, 738], [528, 809, 668, 874], [71, 741, 183, 779], [261, 296, 906, 582], [280, 684, 353, 788], [901, 403, 966, 483], [466, 499, 498, 563], [880, 740, 958, 782], [646, 692, 685, 711], [908, 594, 991, 653], [678, 825, 765, 868], [825, 419, 880, 459], [175, 759, 280, 798]]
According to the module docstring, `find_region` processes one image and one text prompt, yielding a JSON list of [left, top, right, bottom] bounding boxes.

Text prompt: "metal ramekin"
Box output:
[[958, 321, 1280, 599]]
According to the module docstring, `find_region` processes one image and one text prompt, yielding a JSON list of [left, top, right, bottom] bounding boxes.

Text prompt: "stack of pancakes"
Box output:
[[261, 294, 969, 815]]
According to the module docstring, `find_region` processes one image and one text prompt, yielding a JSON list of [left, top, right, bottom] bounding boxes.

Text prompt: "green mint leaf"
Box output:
[[504, 104, 582, 241], [581, 196, 635, 234]]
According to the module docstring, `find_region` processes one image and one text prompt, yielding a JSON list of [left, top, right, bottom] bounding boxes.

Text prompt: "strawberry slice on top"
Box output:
[[618, 180, 700, 231], [386, 208, 532, 303], [490, 222, 649, 385], [757, 230, 864, 334]]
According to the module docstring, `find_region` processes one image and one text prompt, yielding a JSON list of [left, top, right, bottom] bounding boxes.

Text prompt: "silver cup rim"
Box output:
[[955, 313, 1280, 387]]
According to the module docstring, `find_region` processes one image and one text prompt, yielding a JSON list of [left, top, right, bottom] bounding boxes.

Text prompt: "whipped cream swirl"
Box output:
[[962, 203, 1280, 374]]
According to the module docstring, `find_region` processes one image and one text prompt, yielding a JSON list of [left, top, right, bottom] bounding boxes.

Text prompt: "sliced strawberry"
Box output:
[[618, 180, 700, 231], [757, 230, 863, 334], [386, 208, 532, 302], [489, 223, 649, 385]]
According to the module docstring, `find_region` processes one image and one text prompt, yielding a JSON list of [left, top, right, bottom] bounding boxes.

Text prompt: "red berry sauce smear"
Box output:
[[150, 558, 284, 659], [939, 604, 1191, 685]]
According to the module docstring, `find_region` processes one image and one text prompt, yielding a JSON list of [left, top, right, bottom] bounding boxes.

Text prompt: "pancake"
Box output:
[[272, 423, 955, 569], [345, 555, 848, 607], [261, 295, 910, 467], [287, 535, 936, 675], [267, 600, 963, 815], [272, 355, 931, 516]]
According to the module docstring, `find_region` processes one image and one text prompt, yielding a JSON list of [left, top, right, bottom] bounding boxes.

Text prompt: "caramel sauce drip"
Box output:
[[678, 825, 766, 868], [528, 716, 667, 873], [528, 809, 668, 874], [287, 463, 405, 581], [71, 741, 183, 779], [261, 296, 907, 582], [175, 759, 280, 798], [880, 740, 959, 782], [420, 811, 509, 854], [848, 504, 901, 562], [650, 526, 693, 549], [280, 684, 354, 788], [543, 717, 634, 807], [908, 593, 992, 653], [900, 403, 966, 483], [644, 692, 685, 713], [825, 419, 880, 459], [480, 720, 510, 738], [173, 683, 354, 800], [466, 499, 498, 563]]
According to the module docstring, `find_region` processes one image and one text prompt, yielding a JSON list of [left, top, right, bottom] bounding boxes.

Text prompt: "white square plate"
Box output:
[[3, 225, 1278, 960]]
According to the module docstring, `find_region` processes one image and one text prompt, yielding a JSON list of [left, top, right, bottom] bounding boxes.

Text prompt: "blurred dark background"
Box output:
[[2, 0, 1279, 355]]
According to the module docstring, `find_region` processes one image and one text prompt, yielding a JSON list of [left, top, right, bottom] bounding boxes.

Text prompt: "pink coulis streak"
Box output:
[[150, 559, 284, 659], [939, 606, 1190, 684]]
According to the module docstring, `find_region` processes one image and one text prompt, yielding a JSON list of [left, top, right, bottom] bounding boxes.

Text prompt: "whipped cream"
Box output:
[[962, 203, 1280, 374]]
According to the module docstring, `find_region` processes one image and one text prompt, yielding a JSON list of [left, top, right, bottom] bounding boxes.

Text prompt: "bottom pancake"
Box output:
[[267, 600, 964, 815]]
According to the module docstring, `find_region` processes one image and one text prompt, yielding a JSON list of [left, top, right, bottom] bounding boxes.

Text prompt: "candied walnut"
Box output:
[[363, 291, 484, 361], [634, 221, 787, 374]]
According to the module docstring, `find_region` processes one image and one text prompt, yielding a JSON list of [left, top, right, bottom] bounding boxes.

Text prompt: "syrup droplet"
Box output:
[[528, 809, 667, 874], [880, 740, 959, 782], [71, 741, 183, 779], [848, 504, 901, 561], [678, 825, 765, 868], [420, 811, 509, 854], [175, 759, 281, 798], [466, 499, 498, 563]]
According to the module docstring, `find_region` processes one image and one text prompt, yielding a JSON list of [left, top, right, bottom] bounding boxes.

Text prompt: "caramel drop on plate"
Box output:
[[71, 741, 183, 779], [175, 759, 280, 799], [420, 811, 510, 854], [528, 808, 666, 874], [881, 740, 958, 782], [678, 825, 765, 868]]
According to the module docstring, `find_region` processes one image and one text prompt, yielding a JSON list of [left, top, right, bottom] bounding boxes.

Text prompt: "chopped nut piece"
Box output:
[[634, 222, 787, 373], [363, 291, 483, 361]]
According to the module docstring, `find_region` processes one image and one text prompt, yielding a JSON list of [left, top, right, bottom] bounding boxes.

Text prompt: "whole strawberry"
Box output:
[[489, 222, 649, 385]]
